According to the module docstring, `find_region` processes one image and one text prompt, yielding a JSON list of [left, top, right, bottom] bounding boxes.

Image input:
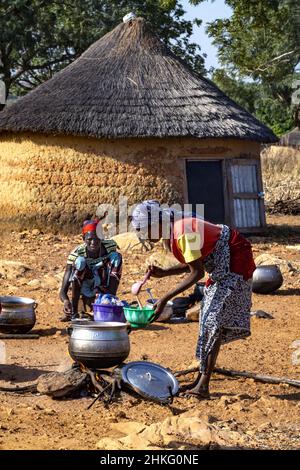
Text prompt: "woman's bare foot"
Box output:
[[179, 372, 201, 393], [179, 380, 200, 393], [182, 384, 210, 399]]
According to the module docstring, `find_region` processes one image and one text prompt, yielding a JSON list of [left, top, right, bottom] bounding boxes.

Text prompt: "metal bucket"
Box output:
[[0, 296, 37, 334]]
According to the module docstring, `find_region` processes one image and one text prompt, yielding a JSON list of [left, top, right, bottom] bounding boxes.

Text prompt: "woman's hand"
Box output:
[[149, 297, 169, 323], [148, 265, 168, 278]]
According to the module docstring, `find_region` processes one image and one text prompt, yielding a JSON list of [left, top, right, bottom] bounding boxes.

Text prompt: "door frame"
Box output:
[[183, 158, 231, 226]]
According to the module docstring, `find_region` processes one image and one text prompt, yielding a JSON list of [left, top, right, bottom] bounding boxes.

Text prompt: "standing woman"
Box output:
[[131, 200, 256, 399]]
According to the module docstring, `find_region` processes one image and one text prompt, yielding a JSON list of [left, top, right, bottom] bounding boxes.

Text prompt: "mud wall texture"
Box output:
[[0, 132, 260, 232]]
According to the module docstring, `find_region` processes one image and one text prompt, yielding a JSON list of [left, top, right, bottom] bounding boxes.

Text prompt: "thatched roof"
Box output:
[[279, 128, 300, 148], [0, 18, 276, 142]]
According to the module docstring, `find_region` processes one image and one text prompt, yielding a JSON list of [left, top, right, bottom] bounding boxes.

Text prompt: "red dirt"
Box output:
[[0, 214, 299, 450]]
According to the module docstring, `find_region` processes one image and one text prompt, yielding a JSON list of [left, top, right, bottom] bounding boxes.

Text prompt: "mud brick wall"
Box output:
[[0, 132, 260, 232]]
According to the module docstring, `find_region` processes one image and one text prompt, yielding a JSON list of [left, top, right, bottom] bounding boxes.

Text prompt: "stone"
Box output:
[[43, 408, 56, 416], [186, 304, 200, 322], [0, 259, 30, 280], [112, 232, 153, 253], [110, 421, 146, 436], [250, 310, 274, 319], [34, 404, 44, 411], [41, 274, 60, 290], [97, 410, 250, 451], [28, 279, 41, 290], [254, 254, 300, 275], [146, 251, 183, 271]]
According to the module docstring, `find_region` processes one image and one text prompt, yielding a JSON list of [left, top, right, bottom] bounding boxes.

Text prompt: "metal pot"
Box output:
[[0, 296, 37, 334], [252, 265, 283, 294], [67, 320, 130, 369]]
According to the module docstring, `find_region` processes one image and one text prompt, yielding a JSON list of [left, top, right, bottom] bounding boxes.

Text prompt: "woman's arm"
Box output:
[[151, 259, 204, 319], [148, 264, 189, 278]]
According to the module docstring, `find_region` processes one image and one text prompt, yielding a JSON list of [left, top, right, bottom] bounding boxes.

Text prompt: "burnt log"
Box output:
[[36, 367, 87, 398]]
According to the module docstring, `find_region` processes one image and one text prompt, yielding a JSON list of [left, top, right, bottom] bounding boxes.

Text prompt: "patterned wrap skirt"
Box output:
[[196, 225, 253, 373]]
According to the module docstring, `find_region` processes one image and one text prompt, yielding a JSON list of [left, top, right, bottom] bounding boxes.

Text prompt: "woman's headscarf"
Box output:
[[130, 200, 196, 234], [82, 211, 108, 237]]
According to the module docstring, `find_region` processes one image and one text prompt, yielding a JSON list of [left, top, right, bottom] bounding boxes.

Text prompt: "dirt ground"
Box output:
[[0, 214, 299, 450]]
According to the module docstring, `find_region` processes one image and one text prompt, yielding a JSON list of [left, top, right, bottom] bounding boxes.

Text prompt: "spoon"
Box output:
[[131, 270, 151, 296], [146, 288, 155, 304], [135, 295, 143, 309]]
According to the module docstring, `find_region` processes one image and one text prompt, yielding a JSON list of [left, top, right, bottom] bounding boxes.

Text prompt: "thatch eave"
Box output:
[[0, 18, 277, 144]]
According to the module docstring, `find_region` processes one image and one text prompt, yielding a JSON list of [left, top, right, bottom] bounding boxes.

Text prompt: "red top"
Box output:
[[170, 218, 256, 281], [170, 217, 222, 264]]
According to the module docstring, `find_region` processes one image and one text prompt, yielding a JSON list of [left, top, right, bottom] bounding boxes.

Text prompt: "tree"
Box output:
[[206, 0, 300, 135], [0, 0, 205, 100]]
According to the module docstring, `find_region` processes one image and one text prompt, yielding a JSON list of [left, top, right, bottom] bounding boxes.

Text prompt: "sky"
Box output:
[[181, 0, 232, 71]]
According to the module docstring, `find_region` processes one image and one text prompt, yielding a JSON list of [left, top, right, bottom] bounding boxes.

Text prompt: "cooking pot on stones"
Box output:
[[67, 320, 130, 369], [0, 296, 37, 334], [252, 265, 283, 294]]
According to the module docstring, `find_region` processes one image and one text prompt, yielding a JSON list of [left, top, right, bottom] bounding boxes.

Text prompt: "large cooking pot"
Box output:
[[67, 320, 130, 369], [0, 296, 37, 334], [252, 265, 283, 294]]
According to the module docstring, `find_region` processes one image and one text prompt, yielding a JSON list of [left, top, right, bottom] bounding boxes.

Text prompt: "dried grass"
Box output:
[[0, 18, 276, 143], [261, 145, 300, 214]]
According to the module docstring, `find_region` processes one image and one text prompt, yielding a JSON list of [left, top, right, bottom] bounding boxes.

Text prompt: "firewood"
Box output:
[[36, 367, 87, 398], [174, 366, 300, 388], [0, 334, 40, 339]]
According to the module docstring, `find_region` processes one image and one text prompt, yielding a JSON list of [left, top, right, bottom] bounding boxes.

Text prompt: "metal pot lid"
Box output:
[[71, 320, 128, 328], [0, 296, 36, 305], [120, 361, 179, 403]]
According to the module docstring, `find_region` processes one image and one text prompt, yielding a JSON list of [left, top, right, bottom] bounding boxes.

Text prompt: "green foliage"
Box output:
[[206, 0, 300, 136], [213, 69, 296, 136], [0, 0, 205, 97]]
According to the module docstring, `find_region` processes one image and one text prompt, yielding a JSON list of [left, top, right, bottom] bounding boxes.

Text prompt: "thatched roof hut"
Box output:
[[0, 17, 276, 232]]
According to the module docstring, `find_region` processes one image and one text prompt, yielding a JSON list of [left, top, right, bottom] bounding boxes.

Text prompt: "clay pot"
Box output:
[[252, 265, 283, 294]]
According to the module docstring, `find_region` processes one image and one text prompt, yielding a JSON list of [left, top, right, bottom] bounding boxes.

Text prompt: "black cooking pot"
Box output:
[[252, 265, 283, 294], [193, 282, 205, 302]]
